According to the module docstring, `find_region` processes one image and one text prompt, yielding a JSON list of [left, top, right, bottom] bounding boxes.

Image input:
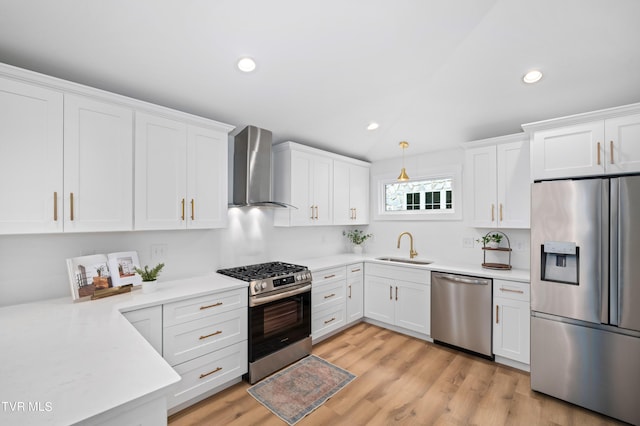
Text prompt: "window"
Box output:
[[375, 165, 462, 221]]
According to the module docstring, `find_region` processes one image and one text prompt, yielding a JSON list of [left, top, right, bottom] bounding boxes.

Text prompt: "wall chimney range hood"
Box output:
[[231, 125, 292, 208]]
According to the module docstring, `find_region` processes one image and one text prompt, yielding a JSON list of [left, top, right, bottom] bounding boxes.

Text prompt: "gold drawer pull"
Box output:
[[181, 198, 185, 220], [500, 287, 524, 294], [324, 317, 336, 324], [491, 204, 495, 221], [351, 268, 361, 272], [348, 285, 352, 298], [496, 306, 499, 324], [597, 142, 601, 165], [191, 199, 195, 220], [53, 192, 58, 221], [199, 330, 222, 340], [499, 203, 503, 222], [200, 302, 223, 310], [199, 367, 222, 379], [324, 274, 336, 279], [324, 293, 336, 299], [610, 140, 614, 164], [70, 192, 74, 221]]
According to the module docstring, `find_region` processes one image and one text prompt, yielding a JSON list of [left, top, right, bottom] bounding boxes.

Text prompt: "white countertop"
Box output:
[[0, 273, 247, 426], [295, 253, 530, 283]]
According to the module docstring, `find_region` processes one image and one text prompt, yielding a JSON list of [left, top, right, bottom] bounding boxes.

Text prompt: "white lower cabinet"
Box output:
[[493, 279, 530, 365], [364, 263, 430, 336], [346, 263, 364, 323], [162, 287, 248, 411], [122, 305, 163, 355], [311, 266, 347, 340]]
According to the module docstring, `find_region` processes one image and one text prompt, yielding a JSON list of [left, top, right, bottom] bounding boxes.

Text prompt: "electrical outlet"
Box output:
[[462, 237, 474, 248], [151, 244, 168, 263], [514, 240, 526, 251]]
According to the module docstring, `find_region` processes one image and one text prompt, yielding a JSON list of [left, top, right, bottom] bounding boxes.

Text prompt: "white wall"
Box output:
[[362, 147, 531, 269]]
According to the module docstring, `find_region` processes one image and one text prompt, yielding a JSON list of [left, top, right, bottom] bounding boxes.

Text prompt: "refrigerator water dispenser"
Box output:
[[541, 241, 579, 284]]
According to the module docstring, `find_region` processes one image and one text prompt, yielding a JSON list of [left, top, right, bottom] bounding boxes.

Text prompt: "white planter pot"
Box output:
[[487, 241, 499, 249], [352, 245, 363, 255], [142, 280, 158, 294]]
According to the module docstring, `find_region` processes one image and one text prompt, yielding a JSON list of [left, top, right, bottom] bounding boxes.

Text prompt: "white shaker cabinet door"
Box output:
[[496, 141, 530, 228], [395, 280, 430, 335], [605, 113, 640, 174], [64, 94, 133, 232], [135, 112, 187, 230], [186, 125, 227, 229], [0, 78, 63, 234], [364, 275, 395, 324], [466, 145, 497, 227]]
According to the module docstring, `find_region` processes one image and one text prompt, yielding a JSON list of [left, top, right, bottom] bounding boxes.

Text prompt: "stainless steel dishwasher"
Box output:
[[431, 272, 493, 358]]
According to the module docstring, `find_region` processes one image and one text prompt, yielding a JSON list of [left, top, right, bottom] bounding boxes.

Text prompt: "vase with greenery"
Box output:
[[134, 263, 165, 293], [343, 229, 373, 254]]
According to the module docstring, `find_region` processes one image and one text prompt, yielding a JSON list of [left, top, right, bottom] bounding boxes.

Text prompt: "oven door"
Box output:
[[248, 285, 311, 362]]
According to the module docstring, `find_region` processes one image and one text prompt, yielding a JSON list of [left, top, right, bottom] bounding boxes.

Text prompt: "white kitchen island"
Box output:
[[0, 274, 247, 426]]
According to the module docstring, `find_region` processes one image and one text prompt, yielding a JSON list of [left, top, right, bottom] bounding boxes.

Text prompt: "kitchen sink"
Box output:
[[374, 256, 433, 266]]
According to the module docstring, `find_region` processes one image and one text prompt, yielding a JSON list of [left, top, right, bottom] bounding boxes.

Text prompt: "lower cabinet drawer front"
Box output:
[[312, 305, 346, 338], [163, 288, 247, 327], [347, 263, 364, 277], [493, 280, 530, 302], [312, 280, 345, 311], [164, 307, 247, 366], [168, 341, 248, 409], [313, 266, 346, 286]]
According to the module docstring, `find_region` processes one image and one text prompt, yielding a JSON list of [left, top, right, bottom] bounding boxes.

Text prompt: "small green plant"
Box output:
[[134, 263, 165, 282], [476, 233, 503, 245], [343, 229, 373, 245]]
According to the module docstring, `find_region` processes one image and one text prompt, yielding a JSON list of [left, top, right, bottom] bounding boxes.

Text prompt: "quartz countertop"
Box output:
[[0, 273, 247, 426]]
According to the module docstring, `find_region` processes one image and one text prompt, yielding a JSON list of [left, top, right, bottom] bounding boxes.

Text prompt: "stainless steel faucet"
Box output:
[[397, 232, 418, 259]]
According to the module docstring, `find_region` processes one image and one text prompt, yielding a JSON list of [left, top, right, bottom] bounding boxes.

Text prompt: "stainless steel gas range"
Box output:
[[217, 261, 312, 384]]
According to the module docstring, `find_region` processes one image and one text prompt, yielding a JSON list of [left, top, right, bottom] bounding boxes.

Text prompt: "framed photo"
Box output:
[[108, 251, 142, 287], [66, 254, 112, 301]]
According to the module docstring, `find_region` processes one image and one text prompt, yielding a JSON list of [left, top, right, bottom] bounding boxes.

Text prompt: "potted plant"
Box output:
[[134, 263, 164, 293], [343, 229, 373, 254], [476, 233, 503, 248]]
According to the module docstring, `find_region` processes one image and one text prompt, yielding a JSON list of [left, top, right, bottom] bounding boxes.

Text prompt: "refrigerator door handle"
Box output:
[[609, 178, 618, 326]]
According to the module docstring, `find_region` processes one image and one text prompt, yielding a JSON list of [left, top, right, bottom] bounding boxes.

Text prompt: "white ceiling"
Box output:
[[1, 0, 639, 162]]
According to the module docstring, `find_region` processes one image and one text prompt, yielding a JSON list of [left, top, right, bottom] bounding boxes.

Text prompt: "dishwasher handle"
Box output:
[[433, 272, 489, 286]]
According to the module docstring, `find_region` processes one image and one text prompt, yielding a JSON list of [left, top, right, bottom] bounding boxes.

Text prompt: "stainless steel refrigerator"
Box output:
[[531, 177, 640, 425]]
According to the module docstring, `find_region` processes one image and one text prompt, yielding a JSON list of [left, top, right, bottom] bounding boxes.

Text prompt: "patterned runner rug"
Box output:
[[247, 355, 356, 425]]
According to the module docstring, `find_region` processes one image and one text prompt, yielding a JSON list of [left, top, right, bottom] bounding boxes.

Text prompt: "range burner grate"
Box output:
[[217, 261, 307, 281]]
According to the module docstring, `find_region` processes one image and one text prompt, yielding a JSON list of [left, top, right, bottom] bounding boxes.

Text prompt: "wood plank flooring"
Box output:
[[168, 323, 625, 426]]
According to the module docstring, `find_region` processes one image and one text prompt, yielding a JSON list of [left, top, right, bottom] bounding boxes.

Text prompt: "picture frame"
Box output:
[[108, 251, 142, 287], [66, 254, 113, 301]]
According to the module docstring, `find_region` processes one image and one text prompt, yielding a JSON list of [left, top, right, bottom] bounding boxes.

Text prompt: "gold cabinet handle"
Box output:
[[315, 205, 319, 219], [395, 286, 398, 301], [310, 205, 314, 220], [389, 286, 392, 300], [324, 317, 336, 324], [610, 140, 614, 164], [70, 192, 74, 221], [496, 305, 499, 324], [190, 199, 195, 220], [199, 367, 222, 379], [500, 287, 524, 294], [353, 207, 356, 219], [199, 330, 222, 340], [181, 198, 185, 220], [324, 293, 336, 299], [499, 203, 503, 222], [200, 302, 223, 310], [597, 142, 601, 165], [53, 192, 58, 221], [351, 268, 361, 273], [491, 204, 495, 222], [348, 285, 352, 298], [324, 274, 336, 279]]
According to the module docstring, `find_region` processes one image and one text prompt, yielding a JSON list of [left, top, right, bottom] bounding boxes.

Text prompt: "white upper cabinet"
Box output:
[[465, 135, 530, 228], [526, 104, 640, 180], [135, 112, 228, 230], [0, 77, 63, 234], [333, 160, 370, 225], [273, 141, 370, 227], [64, 95, 133, 232]]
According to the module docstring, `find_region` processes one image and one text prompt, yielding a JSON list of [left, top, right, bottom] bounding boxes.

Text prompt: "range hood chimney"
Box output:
[[231, 126, 291, 208]]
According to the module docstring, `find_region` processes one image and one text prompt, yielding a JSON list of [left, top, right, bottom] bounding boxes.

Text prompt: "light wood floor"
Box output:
[[168, 322, 624, 425]]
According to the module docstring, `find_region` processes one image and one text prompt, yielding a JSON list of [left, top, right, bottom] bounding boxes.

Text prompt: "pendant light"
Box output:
[[397, 141, 410, 181]]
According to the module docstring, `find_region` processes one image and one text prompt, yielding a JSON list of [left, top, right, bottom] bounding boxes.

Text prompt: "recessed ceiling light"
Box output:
[[237, 57, 256, 73], [523, 69, 543, 84], [367, 122, 379, 131]]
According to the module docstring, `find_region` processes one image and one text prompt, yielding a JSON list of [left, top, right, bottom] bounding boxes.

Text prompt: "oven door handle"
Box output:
[[249, 284, 312, 307]]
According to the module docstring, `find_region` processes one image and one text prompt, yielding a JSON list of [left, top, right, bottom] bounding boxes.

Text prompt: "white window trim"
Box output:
[[373, 165, 462, 221]]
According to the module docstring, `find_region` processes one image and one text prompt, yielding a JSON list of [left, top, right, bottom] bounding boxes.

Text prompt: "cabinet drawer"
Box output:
[[168, 341, 247, 409], [312, 305, 346, 338], [312, 266, 346, 286], [312, 280, 345, 311], [164, 307, 247, 366], [347, 262, 364, 277], [493, 280, 530, 302], [366, 263, 428, 284], [163, 288, 247, 327]]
